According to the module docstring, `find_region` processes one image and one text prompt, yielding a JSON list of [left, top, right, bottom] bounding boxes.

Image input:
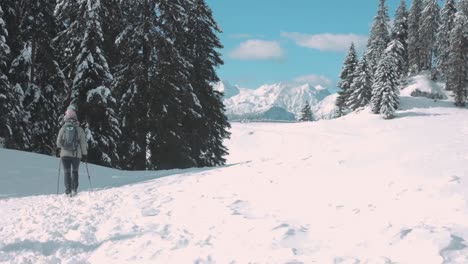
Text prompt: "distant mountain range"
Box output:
[[213, 81, 337, 121]]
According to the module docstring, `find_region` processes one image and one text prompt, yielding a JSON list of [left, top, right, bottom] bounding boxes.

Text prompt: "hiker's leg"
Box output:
[[62, 157, 72, 194], [71, 158, 80, 192]]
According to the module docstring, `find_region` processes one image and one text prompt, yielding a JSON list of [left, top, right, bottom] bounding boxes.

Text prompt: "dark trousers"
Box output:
[[62, 157, 80, 193]]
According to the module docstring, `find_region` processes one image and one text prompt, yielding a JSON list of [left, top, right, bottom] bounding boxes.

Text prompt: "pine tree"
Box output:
[[379, 88, 399, 119], [436, 0, 457, 82], [101, 0, 123, 71], [3, 0, 28, 116], [0, 0, 23, 65], [6, 0, 28, 95], [371, 51, 400, 117], [420, 0, 440, 71], [299, 101, 314, 121], [114, 0, 159, 170], [365, 0, 390, 72], [408, 0, 424, 73], [184, 0, 231, 167], [70, 0, 120, 167], [115, 0, 229, 170], [147, 0, 202, 169], [12, 0, 67, 155], [335, 43, 358, 117], [0, 5, 14, 146], [385, 39, 406, 83], [392, 0, 409, 78], [446, 12, 468, 107], [0, 5, 28, 150], [54, 0, 85, 88], [347, 57, 373, 111]]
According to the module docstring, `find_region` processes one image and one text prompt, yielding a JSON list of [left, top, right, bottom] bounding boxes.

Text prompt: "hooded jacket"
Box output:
[[56, 118, 88, 159]]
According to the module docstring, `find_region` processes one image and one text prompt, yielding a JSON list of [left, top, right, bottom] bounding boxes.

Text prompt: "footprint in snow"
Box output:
[[160, 197, 174, 205], [285, 261, 304, 264], [171, 237, 189, 250], [449, 176, 461, 184], [194, 255, 214, 264], [272, 223, 289, 230], [440, 235, 467, 262], [399, 228, 412, 239], [333, 256, 361, 264], [197, 235, 214, 247], [141, 207, 160, 217], [139, 198, 157, 208], [228, 200, 257, 218], [156, 224, 171, 240], [284, 226, 308, 238]]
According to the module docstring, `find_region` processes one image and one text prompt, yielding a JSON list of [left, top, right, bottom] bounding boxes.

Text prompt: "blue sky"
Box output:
[[206, 0, 408, 89]]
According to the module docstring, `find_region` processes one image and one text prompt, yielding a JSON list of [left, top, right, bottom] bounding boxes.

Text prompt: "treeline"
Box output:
[[0, 0, 230, 170], [336, 0, 468, 119]]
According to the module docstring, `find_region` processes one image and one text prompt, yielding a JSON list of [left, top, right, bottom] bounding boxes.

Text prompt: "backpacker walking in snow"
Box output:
[[56, 107, 88, 196]]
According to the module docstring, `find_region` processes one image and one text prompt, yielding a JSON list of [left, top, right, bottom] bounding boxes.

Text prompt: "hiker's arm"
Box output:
[[56, 127, 64, 148]]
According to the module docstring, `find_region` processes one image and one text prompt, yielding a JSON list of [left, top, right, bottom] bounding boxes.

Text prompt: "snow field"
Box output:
[[1, 96, 468, 263]]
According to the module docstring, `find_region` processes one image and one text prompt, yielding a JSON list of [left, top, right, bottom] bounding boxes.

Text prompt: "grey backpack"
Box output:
[[61, 124, 79, 151]]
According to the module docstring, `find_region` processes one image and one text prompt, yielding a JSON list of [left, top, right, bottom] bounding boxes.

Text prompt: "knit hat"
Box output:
[[65, 107, 77, 120]]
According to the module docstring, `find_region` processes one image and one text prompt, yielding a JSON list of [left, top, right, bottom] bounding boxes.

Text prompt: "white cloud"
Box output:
[[294, 74, 333, 87], [229, 40, 285, 60], [281, 32, 368, 52]]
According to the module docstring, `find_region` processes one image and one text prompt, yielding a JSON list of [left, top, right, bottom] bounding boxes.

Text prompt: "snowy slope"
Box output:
[[1, 96, 468, 263], [220, 82, 331, 121], [0, 149, 213, 199]]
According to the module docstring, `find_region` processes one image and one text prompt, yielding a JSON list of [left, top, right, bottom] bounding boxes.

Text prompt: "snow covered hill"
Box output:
[[214, 81, 332, 121], [1, 95, 468, 263], [401, 73, 448, 99]]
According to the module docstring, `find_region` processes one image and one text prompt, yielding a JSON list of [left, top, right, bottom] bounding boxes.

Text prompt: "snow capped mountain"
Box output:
[[216, 81, 332, 121], [212, 80, 240, 99]]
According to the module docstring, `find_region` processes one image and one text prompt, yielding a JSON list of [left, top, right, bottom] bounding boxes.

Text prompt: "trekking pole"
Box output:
[[85, 158, 92, 190], [57, 157, 61, 194]]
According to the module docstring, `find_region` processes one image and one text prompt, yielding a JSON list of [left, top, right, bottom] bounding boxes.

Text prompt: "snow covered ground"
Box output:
[[1, 95, 468, 263]]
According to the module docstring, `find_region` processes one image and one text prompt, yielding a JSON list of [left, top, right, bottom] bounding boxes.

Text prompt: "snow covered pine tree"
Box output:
[[71, 0, 120, 167], [0, 4, 28, 150], [347, 56, 373, 111], [446, 8, 468, 107], [335, 43, 358, 117], [371, 50, 400, 119], [408, 0, 424, 74], [13, 0, 67, 155], [364, 0, 390, 74], [299, 101, 314, 122], [436, 0, 457, 82]]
